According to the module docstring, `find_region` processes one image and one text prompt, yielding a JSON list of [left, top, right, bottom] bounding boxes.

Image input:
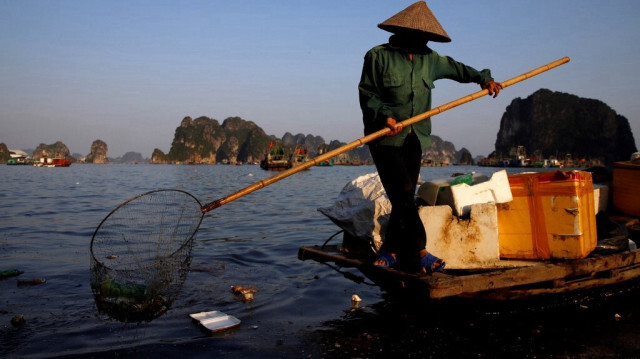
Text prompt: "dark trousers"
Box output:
[[369, 132, 426, 260]]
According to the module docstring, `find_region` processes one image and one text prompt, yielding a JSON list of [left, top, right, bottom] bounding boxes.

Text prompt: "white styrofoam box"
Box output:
[[593, 183, 609, 213], [420, 203, 501, 269], [190, 311, 241, 332], [417, 173, 488, 206], [448, 170, 513, 217], [418, 170, 512, 217]]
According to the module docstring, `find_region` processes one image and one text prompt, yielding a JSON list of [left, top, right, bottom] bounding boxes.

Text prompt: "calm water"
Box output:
[[2, 164, 640, 358]]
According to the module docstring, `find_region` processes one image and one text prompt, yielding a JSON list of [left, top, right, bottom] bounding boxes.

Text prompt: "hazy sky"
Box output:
[[1, 1, 638, 158]]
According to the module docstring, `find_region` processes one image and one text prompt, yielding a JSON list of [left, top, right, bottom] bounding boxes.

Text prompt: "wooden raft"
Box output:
[[298, 246, 640, 300]]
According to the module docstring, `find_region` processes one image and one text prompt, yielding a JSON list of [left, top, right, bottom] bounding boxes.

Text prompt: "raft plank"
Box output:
[[298, 245, 362, 267], [424, 250, 640, 298], [464, 263, 640, 300], [298, 246, 640, 300]]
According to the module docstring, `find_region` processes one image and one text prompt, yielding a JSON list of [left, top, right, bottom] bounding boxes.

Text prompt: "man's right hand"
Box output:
[[385, 117, 403, 136], [482, 81, 503, 98]]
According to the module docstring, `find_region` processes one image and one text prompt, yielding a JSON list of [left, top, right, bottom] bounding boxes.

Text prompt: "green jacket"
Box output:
[[358, 41, 494, 150]]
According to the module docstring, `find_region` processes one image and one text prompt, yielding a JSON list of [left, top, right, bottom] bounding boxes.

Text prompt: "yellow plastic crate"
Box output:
[[498, 171, 597, 259]]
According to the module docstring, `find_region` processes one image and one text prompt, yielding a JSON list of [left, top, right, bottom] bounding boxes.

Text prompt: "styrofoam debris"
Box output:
[[190, 311, 240, 332]]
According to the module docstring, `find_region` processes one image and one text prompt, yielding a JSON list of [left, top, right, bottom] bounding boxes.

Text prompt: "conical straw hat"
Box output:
[[378, 1, 451, 43]]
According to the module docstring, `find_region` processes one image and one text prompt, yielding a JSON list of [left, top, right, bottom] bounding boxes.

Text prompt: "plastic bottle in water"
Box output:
[[0, 269, 24, 279]]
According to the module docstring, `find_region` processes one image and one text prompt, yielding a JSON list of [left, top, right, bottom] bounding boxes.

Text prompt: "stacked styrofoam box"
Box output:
[[420, 203, 501, 269], [418, 170, 513, 217]]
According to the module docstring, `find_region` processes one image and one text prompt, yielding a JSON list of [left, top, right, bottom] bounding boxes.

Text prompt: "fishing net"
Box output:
[[90, 189, 204, 322]]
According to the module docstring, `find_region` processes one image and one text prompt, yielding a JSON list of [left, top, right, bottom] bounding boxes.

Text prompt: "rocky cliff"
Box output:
[[219, 116, 271, 164], [33, 141, 71, 160], [156, 116, 271, 164], [456, 148, 474, 165], [163, 116, 224, 163], [111, 152, 146, 164], [0, 143, 9, 163], [153, 115, 473, 165], [85, 139, 109, 164], [151, 148, 168, 164], [282, 133, 326, 156], [422, 135, 458, 165], [494, 89, 637, 165]]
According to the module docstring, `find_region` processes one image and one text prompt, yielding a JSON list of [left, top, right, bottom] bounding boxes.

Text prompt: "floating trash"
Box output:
[[11, 315, 25, 326], [0, 269, 24, 279], [17, 278, 46, 287], [231, 285, 257, 302], [190, 311, 241, 332]]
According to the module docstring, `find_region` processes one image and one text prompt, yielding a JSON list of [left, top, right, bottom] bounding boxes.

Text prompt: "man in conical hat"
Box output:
[[359, 1, 502, 273]]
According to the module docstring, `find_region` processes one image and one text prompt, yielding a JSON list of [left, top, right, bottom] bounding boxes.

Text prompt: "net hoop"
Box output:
[[89, 189, 204, 322], [90, 189, 204, 266]]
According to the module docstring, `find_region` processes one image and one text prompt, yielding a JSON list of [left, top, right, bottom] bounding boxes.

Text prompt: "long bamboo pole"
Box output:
[[202, 56, 570, 213]]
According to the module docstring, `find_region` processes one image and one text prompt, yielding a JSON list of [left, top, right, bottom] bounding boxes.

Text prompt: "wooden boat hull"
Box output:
[[260, 160, 291, 170], [298, 245, 640, 301], [35, 157, 71, 167]]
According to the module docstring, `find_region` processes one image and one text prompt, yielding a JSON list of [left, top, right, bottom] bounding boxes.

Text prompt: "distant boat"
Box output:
[[7, 149, 31, 165], [316, 159, 334, 167], [349, 157, 362, 166], [260, 142, 291, 171], [7, 157, 28, 165], [8, 149, 29, 158], [290, 147, 309, 169], [336, 155, 362, 166], [34, 154, 71, 167], [315, 144, 334, 166]]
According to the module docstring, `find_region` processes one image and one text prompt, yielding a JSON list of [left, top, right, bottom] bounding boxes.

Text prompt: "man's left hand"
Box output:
[[482, 81, 503, 98]]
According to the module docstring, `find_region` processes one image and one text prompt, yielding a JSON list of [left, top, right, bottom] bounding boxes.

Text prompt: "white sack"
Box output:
[[318, 172, 390, 251]]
